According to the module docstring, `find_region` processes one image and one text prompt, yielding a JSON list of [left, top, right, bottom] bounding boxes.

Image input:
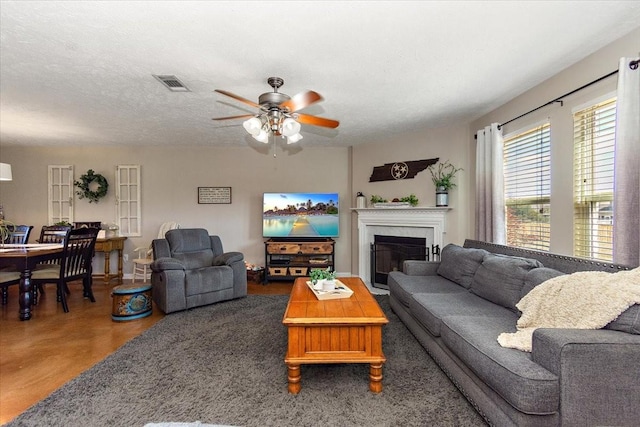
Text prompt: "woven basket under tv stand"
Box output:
[[264, 238, 335, 284]]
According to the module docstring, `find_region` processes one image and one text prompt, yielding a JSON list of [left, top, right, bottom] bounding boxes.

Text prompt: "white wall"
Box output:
[[469, 27, 639, 255], [0, 144, 351, 276]]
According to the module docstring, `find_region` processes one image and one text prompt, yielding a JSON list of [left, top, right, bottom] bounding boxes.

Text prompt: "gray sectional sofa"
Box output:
[[388, 239, 639, 427]]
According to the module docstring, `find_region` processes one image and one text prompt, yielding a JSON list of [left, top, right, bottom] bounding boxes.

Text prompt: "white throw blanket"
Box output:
[[498, 268, 640, 352]]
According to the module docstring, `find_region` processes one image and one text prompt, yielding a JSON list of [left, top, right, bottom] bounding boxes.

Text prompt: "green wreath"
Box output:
[[74, 169, 108, 203]]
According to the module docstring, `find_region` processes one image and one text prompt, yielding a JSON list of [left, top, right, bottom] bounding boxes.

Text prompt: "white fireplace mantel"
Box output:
[[353, 207, 450, 288]]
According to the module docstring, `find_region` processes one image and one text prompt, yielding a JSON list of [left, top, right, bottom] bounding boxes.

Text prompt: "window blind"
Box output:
[[573, 98, 616, 261], [503, 123, 551, 251]]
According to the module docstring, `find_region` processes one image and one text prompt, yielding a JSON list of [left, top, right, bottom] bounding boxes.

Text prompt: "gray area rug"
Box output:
[[5, 295, 486, 426]]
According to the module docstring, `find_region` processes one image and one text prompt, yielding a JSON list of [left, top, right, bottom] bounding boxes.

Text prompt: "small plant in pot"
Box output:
[[428, 160, 463, 191], [310, 267, 336, 290], [428, 160, 463, 206]]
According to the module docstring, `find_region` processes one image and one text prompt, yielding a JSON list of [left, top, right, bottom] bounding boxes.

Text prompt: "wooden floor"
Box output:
[[0, 278, 292, 424]]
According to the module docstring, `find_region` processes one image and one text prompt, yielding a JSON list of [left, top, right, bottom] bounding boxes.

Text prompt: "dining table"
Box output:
[[0, 243, 64, 321]]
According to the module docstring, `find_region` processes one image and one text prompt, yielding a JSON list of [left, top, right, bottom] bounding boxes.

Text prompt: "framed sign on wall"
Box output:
[[198, 187, 232, 204]]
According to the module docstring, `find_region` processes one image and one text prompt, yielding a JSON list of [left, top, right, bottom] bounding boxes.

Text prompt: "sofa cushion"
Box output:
[[436, 244, 488, 289], [521, 267, 565, 299], [174, 250, 215, 270], [410, 292, 516, 337], [387, 271, 466, 308], [605, 304, 640, 334], [440, 315, 559, 415], [470, 253, 543, 312]]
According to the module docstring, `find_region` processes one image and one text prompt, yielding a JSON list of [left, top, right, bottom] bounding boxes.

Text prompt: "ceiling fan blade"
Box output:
[[295, 113, 340, 129], [214, 89, 261, 109], [212, 114, 254, 121], [280, 91, 323, 112]]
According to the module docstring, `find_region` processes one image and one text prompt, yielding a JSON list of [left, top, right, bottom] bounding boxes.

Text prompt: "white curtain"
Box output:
[[475, 123, 505, 244], [613, 57, 640, 267]]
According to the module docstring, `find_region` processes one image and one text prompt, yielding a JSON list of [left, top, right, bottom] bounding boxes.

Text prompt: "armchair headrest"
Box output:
[[165, 228, 212, 253]]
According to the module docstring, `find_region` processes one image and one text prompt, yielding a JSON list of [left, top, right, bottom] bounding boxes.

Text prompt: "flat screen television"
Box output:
[[263, 192, 339, 238]]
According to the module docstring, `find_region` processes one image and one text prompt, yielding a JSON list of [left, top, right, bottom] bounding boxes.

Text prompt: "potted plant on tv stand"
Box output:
[[428, 160, 463, 207]]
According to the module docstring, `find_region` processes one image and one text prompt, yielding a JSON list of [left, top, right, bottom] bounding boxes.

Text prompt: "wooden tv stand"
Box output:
[[264, 238, 335, 284]]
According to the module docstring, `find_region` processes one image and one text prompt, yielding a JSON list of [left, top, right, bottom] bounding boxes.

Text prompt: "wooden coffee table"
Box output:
[[282, 277, 388, 394]]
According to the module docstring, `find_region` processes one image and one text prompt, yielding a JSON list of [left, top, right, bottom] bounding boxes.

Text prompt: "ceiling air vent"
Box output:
[[153, 74, 191, 92]]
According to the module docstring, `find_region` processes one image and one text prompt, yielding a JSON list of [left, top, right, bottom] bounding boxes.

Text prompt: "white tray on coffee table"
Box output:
[[306, 279, 354, 300]]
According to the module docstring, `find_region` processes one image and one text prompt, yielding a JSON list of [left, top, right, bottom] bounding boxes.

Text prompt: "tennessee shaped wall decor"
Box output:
[[369, 158, 438, 182]]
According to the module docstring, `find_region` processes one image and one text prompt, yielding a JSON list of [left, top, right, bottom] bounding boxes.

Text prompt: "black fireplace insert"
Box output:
[[370, 235, 428, 289]]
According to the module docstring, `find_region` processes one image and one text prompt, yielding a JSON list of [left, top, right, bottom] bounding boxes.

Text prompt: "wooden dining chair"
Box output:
[[2, 225, 34, 244], [38, 224, 72, 243], [31, 228, 99, 313], [0, 271, 21, 305], [32, 224, 73, 301], [0, 225, 35, 304]]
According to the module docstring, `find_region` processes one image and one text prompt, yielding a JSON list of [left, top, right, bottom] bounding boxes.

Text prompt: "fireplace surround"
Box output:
[[354, 207, 449, 290]]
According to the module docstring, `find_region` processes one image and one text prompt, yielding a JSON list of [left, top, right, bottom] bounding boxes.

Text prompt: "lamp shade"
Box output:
[[253, 130, 269, 143], [281, 118, 301, 137], [242, 117, 263, 136], [0, 163, 12, 181], [286, 133, 303, 144]]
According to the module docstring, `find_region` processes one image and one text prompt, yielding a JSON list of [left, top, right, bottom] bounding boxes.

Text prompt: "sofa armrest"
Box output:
[[213, 251, 244, 266], [151, 257, 185, 272], [403, 260, 440, 276], [532, 328, 640, 425]]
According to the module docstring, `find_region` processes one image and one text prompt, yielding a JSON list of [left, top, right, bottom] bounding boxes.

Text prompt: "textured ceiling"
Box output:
[[1, 1, 639, 148]]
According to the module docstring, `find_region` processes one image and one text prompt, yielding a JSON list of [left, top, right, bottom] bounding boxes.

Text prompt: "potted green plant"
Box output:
[[370, 195, 387, 205], [400, 194, 419, 207], [309, 267, 335, 290], [428, 160, 463, 207]]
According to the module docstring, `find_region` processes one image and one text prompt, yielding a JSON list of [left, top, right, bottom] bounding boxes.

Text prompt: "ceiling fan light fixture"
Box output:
[[286, 133, 303, 144], [253, 129, 269, 143], [281, 118, 301, 137], [214, 77, 339, 146], [242, 117, 263, 136]]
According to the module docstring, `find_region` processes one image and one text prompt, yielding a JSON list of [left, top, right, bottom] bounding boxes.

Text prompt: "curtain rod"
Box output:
[[497, 69, 618, 130], [474, 58, 639, 139]]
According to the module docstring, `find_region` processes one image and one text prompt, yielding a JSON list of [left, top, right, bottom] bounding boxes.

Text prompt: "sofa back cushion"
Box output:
[[605, 304, 640, 335], [437, 244, 488, 289], [470, 253, 543, 312]]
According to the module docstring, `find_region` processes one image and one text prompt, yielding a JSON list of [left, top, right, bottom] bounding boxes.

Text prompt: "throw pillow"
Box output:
[[605, 304, 640, 335], [521, 267, 565, 299], [436, 244, 488, 289], [470, 253, 543, 312]]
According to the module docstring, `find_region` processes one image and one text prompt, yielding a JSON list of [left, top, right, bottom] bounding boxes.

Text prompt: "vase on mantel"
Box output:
[[435, 186, 449, 207]]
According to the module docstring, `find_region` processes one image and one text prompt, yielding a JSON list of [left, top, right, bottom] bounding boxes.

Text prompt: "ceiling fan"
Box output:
[[212, 77, 339, 144]]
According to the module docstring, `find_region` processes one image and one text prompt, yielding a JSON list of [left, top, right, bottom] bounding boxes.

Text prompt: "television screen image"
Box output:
[[263, 192, 339, 238]]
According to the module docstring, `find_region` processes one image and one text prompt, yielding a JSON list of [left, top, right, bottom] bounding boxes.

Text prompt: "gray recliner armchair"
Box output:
[[151, 228, 247, 314]]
